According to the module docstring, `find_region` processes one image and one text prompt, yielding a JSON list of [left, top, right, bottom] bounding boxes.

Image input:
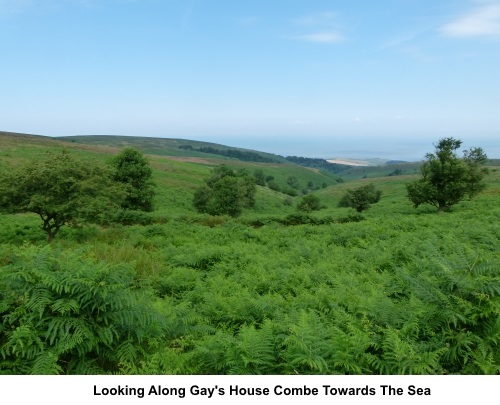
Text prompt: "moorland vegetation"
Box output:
[[0, 132, 498, 375]]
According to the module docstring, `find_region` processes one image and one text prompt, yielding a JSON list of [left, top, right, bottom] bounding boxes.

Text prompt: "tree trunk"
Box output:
[[47, 231, 55, 243], [42, 216, 60, 243]]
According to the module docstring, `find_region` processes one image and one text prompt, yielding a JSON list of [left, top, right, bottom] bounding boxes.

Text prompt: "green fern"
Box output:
[[0, 245, 166, 374]]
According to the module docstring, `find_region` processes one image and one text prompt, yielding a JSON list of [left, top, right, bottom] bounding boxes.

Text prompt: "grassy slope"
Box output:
[[0, 131, 340, 219], [57, 134, 290, 163], [1, 131, 499, 374]]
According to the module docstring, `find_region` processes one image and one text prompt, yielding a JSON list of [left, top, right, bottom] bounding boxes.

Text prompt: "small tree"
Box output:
[[297, 194, 322, 212], [0, 150, 124, 242], [253, 169, 266, 186], [338, 183, 381, 213], [112, 147, 155, 212], [193, 165, 256, 217], [406, 138, 488, 212]]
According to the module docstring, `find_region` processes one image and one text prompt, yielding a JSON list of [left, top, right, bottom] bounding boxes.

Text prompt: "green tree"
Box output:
[[112, 147, 155, 212], [406, 138, 488, 212], [253, 169, 266, 186], [338, 183, 382, 213], [0, 150, 123, 242], [297, 194, 322, 212], [193, 165, 256, 217]]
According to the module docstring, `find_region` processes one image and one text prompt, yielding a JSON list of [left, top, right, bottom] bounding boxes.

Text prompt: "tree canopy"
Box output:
[[297, 194, 322, 212], [406, 138, 488, 212], [111, 147, 155, 212], [0, 150, 123, 242], [338, 183, 382, 212], [193, 165, 256, 217]]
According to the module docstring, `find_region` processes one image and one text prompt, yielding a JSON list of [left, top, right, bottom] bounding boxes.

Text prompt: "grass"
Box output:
[[0, 131, 499, 375]]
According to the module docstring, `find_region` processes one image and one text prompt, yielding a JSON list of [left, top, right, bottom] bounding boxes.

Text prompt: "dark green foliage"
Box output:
[[397, 252, 500, 374], [111, 148, 154, 210], [388, 168, 402, 176], [267, 180, 281, 192], [285, 156, 346, 174], [297, 194, 322, 212], [105, 209, 154, 226], [279, 213, 334, 226], [0, 246, 165, 374], [193, 166, 256, 217], [112, 147, 155, 212], [338, 183, 382, 212], [253, 169, 266, 186], [180, 145, 282, 163], [0, 150, 123, 242], [406, 138, 488, 212], [336, 213, 365, 223]]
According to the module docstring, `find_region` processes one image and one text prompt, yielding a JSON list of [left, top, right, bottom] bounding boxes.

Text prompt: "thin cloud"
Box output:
[[440, 3, 500, 38], [291, 11, 344, 44]]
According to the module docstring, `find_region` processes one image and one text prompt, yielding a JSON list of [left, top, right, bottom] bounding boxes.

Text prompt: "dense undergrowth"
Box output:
[[0, 134, 499, 374]]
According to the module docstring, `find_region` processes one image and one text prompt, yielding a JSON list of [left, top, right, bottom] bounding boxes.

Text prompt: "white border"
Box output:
[[1, 375, 497, 404]]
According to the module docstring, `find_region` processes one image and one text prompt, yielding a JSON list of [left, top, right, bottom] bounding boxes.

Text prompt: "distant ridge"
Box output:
[[58, 135, 290, 164]]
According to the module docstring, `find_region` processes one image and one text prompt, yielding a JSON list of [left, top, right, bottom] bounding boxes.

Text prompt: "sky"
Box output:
[[0, 0, 499, 160]]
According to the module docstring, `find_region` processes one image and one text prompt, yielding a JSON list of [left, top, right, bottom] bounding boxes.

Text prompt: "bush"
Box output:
[[267, 180, 281, 192], [193, 166, 256, 217], [297, 194, 322, 212], [111, 148, 156, 212], [338, 183, 381, 212], [105, 209, 154, 226]]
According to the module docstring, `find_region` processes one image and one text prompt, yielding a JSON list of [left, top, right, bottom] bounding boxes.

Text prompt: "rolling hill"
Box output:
[[0, 129, 499, 375]]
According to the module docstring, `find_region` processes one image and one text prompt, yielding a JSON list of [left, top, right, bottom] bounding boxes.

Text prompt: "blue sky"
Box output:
[[1, 0, 499, 160]]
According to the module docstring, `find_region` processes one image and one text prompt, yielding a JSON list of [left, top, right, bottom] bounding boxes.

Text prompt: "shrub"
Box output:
[[297, 194, 322, 212], [111, 147, 156, 212], [338, 183, 381, 212], [193, 166, 256, 217]]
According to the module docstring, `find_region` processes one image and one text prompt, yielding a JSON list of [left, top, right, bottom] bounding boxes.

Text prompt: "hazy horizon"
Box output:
[[48, 132, 499, 162]]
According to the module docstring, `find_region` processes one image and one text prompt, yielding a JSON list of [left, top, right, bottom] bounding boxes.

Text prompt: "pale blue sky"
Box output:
[[1, 0, 499, 159]]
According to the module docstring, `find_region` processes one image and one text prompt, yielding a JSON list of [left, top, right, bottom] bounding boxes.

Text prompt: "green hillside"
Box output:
[[58, 134, 290, 163], [0, 131, 499, 375]]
